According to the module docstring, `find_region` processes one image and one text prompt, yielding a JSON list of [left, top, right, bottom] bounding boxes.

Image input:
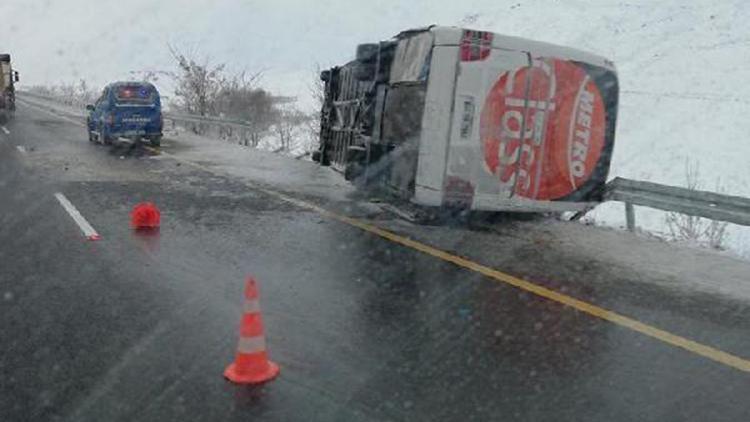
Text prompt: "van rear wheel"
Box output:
[[99, 124, 113, 145], [149, 136, 161, 147]]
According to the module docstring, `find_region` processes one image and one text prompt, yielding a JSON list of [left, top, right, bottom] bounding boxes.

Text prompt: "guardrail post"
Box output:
[[625, 202, 636, 232]]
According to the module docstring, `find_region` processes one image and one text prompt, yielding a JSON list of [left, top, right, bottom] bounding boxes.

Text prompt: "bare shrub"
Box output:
[[133, 46, 314, 153], [295, 64, 326, 156], [273, 106, 312, 152], [214, 73, 277, 147], [168, 44, 225, 119], [665, 160, 729, 249], [28, 79, 99, 107]]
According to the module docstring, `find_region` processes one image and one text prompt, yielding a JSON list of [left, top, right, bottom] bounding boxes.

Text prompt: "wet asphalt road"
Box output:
[[1, 100, 749, 421]]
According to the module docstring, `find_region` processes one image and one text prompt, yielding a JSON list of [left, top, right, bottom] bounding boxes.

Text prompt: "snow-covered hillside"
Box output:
[[456, 1, 750, 257]]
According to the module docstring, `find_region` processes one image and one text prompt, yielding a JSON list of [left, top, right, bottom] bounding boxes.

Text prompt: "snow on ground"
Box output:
[[9, 2, 749, 255], [16, 93, 358, 204], [137, 124, 750, 300], [284, 1, 750, 257], [165, 129, 358, 204], [20, 83, 750, 260], [245, 1, 750, 257], [452, 0, 750, 257], [156, 123, 750, 301]]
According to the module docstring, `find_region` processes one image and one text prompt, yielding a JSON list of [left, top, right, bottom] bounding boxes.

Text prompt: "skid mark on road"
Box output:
[[54, 193, 101, 241], [36, 100, 750, 373]]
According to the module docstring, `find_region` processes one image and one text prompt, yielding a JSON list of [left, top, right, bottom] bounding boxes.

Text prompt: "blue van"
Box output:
[[86, 81, 163, 146]]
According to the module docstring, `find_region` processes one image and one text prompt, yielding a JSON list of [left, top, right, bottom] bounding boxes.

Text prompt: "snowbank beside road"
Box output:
[[464, 1, 750, 258], [165, 128, 357, 204]]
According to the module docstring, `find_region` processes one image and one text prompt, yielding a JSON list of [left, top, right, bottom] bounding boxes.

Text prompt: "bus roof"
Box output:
[[396, 26, 615, 72]]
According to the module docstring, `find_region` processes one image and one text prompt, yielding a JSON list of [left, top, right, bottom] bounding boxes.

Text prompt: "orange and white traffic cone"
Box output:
[[224, 277, 280, 384]]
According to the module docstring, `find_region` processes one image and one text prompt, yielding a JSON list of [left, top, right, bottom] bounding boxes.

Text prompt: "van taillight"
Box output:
[[460, 30, 492, 62]]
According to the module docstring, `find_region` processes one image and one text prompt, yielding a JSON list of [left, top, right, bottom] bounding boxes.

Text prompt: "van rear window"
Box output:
[[116, 85, 156, 104]]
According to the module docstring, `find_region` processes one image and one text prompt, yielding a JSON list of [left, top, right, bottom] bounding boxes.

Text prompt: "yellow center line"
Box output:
[[247, 183, 750, 374], [148, 148, 750, 374]]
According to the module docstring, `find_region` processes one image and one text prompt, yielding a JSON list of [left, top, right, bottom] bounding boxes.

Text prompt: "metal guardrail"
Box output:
[[19, 90, 257, 130], [604, 177, 750, 231], [163, 112, 254, 130]]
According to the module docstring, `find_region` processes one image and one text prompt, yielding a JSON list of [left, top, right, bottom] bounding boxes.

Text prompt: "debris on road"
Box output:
[[130, 202, 161, 229]]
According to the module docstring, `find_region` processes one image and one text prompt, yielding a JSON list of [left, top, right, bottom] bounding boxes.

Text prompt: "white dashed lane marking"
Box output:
[[54, 193, 101, 241]]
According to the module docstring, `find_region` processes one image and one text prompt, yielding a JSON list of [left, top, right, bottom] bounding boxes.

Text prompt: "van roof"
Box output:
[[107, 81, 156, 89]]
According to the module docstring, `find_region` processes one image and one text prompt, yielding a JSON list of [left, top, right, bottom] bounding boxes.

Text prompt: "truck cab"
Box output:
[[0, 53, 20, 122], [86, 81, 163, 146]]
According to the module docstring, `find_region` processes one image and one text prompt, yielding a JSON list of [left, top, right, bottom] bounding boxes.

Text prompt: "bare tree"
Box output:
[[309, 64, 326, 111], [132, 44, 284, 148], [298, 64, 326, 154], [665, 160, 703, 241], [128, 68, 172, 84], [215, 79, 278, 147], [274, 106, 310, 152], [76, 79, 99, 105], [168, 44, 225, 118], [665, 160, 729, 249], [705, 179, 730, 249], [164, 45, 274, 140]]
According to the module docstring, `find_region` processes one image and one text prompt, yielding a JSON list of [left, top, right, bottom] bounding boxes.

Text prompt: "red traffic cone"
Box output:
[[130, 202, 160, 229], [224, 277, 280, 384]]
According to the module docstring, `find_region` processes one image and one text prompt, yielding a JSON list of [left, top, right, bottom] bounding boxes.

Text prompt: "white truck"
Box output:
[[314, 26, 618, 213]]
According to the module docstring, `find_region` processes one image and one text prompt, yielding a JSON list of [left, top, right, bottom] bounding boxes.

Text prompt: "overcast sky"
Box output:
[[2, 0, 744, 107], [0, 0, 504, 104]]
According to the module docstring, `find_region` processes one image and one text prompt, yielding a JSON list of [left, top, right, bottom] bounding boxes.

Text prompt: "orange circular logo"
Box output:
[[480, 59, 606, 199]]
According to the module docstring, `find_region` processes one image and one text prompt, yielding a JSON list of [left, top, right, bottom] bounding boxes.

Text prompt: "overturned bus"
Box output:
[[314, 26, 619, 213]]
